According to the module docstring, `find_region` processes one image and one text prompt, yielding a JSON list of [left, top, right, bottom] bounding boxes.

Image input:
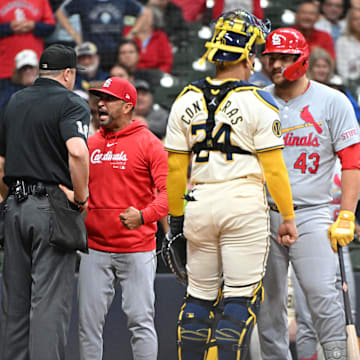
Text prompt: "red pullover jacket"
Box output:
[[86, 119, 169, 253]]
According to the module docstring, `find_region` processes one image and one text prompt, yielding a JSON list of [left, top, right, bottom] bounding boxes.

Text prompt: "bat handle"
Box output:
[[338, 246, 354, 325]]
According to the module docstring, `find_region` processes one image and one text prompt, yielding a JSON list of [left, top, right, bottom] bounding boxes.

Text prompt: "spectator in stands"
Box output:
[[166, 0, 214, 22], [46, 2, 82, 48], [117, 35, 166, 87], [336, 7, 360, 88], [109, 63, 132, 81], [123, 5, 173, 74], [249, 52, 272, 88], [294, 0, 336, 59], [170, 0, 263, 23], [88, 93, 100, 136], [0, 0, 55, 79], [56, 0, 152, 70], [221, 0, 264, 20], [74, 41, 108, 91], [79, 80, 104, 136], [133, 79, 169, 140], [147, 0, 189, 50], [308, 47, 360, 121], [315, 0, 347, 43], [117, 39, 141, 77], [0, 49, 38, 115], [308, 46, 337, 83]]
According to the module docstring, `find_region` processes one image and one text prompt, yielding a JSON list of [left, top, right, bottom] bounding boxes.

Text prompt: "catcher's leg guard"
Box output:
[[322, 341, 347, 360], [215, 283, 263, 360], [177, 294, 218, 360]]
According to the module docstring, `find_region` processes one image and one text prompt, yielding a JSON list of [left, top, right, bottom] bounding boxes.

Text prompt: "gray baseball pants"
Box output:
[[78, 248, 158, 360], [258, 205, 346, 360], [292, 244, 356, 359]]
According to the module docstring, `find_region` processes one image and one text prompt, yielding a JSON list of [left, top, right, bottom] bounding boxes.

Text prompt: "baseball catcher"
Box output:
[[164, 8, 298, 360]]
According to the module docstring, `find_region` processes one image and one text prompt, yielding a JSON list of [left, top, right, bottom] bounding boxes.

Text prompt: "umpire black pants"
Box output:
[[0, 194, 77, 360]]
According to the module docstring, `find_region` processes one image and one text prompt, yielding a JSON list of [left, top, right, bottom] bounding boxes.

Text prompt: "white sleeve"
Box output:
[[164, 98, 190, 153]]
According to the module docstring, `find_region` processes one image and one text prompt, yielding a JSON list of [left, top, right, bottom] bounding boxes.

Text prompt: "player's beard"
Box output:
[[271, 71, 292, 88], [99, 114, 115, 128]]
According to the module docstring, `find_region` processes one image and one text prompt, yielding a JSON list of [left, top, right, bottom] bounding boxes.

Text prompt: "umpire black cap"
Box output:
[[39, 44, 85, 71]]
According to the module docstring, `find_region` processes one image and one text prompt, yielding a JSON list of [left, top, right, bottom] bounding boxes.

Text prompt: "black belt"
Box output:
[[269, 203, 324, 213], [9, 180, 47, 202], [269, 203, 298, 212]]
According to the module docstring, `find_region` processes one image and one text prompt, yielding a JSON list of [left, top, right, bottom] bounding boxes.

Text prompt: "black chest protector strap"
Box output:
[[191, 79, 252, 156]]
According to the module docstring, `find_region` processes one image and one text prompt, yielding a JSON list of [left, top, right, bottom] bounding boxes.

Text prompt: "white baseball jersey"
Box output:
[[165, 79, 284, 184], [267, 80, 360, 206]]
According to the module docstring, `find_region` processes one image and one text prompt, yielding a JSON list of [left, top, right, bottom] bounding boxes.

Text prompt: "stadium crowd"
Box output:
[[2, 0, 360, 123], [1, 1, 360, 360]]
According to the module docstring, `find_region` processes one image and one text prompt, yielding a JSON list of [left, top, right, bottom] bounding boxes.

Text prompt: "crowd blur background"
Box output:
[[1, 0, 360, 273]]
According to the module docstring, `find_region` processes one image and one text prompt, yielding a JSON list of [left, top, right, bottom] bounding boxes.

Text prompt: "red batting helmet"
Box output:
[[262, 27, 310, 81]]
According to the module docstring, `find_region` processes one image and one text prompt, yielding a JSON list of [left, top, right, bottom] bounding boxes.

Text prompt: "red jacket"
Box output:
[[0, 0, 55, 79], [123, 26, 173, 73], [86, 119, 169, 253], [170, 0, 263, 22], [294, 26, 336, 59]]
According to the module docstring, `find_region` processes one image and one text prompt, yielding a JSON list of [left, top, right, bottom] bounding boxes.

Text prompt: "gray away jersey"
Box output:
[[267, 80, 360, 206]]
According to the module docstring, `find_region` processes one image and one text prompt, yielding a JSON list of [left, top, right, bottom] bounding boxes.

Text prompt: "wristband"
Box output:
[[140, 210, 144, 225], [169, 215, 184, 236], [74, 196, 88, 206]]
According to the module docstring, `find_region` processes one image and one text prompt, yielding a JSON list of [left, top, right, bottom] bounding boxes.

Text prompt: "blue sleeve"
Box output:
[[63, 0, 82, 15], [34, 22, 55, 37], [345, 90, 360, 123], [0, 102, 6, 156], [0, 23, 13, 39], [126, 0, 143, 17], [255, 89, 279, 111]]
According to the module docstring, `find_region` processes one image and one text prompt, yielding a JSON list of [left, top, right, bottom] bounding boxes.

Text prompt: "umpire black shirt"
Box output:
[[0, 77, 90, 188]]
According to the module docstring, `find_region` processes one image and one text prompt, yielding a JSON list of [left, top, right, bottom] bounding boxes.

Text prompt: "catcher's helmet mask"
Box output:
[[262, 27, 310, 81], [200, 9, 271, 69]]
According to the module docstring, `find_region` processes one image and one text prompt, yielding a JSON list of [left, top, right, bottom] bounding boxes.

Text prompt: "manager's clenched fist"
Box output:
[[119, 206, 143, 230]]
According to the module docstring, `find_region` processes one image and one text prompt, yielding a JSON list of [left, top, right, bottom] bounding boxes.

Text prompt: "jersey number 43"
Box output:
[[294, 152, 320, 174]]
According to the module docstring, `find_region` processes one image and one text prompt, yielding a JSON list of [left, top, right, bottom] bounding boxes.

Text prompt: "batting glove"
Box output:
[[328, 210, 355, 252]]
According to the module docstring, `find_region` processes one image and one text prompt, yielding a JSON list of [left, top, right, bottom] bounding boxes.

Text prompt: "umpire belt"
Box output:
[[9, 180, 48, 202]]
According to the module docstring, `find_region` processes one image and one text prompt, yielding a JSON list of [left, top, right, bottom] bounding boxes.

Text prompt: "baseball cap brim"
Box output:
[[88, 87, 124, 100]]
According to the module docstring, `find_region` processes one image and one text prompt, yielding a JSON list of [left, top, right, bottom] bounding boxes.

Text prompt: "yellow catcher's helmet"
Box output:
[[201, 9, 271, 67]]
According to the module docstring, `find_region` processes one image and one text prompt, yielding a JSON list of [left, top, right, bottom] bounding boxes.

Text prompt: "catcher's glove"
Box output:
[[161, 232, 187, 284], [161, 215, 187, 284]]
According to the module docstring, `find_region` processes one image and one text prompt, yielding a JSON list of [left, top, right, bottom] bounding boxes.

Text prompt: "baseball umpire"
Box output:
[[257, 28, 360, 360], [0, 44, 90, 360], [164, 9, 298, 360]]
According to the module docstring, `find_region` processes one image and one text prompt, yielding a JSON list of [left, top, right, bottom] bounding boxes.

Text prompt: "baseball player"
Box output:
[[164, 9, 298, 360], [291, 159, 357, 360], [257, 28, 360, 360]]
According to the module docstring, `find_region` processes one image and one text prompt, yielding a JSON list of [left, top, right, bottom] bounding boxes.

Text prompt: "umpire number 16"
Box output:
[[76, 121, 89, 139]]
